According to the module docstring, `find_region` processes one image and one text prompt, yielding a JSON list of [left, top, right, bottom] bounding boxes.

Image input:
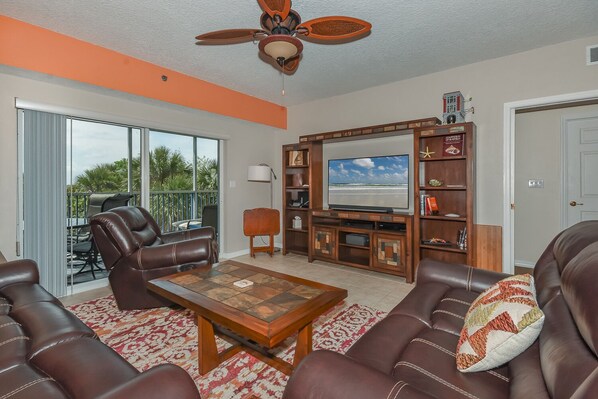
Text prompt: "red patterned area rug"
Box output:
[[68, 296, 387, 399]]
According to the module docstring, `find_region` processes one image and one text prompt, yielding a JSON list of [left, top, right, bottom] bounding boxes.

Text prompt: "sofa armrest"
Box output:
[[132, 238, 212, 270], [0, 259, 39, 290], [283, 350, 435, 399], [162, 227, 218, 263], [161, 226, 215, 243], [416, 258, 510, 293], [96, 364, 200, 399]]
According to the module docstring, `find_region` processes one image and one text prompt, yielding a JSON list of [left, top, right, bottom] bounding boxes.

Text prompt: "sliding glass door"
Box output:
[[19, 109, 220, 297], [148, 130, 219, 234], [66, 120, 141, 289]]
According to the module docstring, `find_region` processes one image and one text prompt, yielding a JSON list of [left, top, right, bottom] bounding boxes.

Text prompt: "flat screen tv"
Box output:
[[328, 155, 409, 212]]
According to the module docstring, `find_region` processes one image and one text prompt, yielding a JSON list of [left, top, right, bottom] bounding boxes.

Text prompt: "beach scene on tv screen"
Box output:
[[328, 155, 409, 209]]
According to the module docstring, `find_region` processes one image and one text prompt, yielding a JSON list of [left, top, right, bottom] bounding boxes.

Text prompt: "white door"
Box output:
[[565, 115, 598, 226]]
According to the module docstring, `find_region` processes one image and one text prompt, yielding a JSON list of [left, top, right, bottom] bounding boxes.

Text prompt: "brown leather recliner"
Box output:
[[91, 206, 218, 310]]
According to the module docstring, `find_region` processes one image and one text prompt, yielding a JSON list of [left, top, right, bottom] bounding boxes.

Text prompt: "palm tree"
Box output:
[[74, 163, 126, 192], [150, 146, 193, 190], [197, 156, 218, 190]]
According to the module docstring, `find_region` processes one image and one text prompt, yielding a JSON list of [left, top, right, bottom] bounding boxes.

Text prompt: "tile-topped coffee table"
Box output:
[[147, 260, 347, 375]]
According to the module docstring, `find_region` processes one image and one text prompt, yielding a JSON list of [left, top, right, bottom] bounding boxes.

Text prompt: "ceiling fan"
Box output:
[[195, 0, 372, 74]]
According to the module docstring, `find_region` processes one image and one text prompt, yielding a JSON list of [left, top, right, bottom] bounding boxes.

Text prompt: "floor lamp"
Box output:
[[248, 164, 277, 208]]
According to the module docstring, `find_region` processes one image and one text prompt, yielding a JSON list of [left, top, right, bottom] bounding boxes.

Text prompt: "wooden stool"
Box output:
[[243, 208, 280, 257]]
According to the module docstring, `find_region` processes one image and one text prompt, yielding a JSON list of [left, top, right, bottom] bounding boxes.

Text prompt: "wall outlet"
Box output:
[[229, 180, 236, 188], [528, 179, 544, 188]]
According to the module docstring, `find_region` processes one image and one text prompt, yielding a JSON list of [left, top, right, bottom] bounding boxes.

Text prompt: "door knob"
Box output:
[[570, 201, 584, 207]]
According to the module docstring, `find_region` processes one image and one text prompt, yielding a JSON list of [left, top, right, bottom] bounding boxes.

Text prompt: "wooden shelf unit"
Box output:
[[309, 209, 413, 283], [282, 142, 323, 256], [414, 122, 476, 268]]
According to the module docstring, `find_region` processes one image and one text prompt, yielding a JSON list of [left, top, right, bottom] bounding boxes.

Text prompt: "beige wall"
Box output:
[[0, 71, 283, 260], [514, 104, 598, 265], [285, 35, 598, 230]]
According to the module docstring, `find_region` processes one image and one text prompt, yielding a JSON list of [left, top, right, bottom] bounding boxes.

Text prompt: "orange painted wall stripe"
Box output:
[[0, 15, 286, 129]]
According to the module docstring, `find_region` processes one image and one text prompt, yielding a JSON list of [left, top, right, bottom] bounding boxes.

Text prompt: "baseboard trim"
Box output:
[[221, 242, 283, 260], [70, 278, 110, 295], [515, 259, 535, 269], [221, 249, 250, 259]]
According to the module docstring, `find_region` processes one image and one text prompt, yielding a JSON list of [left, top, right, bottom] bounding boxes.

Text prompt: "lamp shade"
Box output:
[[258, 35, 303, 64], [248, 165, 271, 182]]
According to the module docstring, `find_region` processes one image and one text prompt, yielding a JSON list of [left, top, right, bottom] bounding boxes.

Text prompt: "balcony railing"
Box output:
[[67, 190, 218, 232]]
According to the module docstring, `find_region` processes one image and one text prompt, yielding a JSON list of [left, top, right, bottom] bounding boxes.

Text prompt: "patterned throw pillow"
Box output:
[[456, 274, 545, 372]]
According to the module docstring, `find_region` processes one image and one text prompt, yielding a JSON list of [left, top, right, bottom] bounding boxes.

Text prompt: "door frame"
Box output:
[[503, 89, 598, 274]]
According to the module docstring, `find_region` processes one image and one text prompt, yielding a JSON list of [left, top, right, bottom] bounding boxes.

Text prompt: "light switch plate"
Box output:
[[528, 179, 544, 188]]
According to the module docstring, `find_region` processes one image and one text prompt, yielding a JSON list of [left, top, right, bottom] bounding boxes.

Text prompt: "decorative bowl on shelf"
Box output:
[[428, 179, 443, 187]]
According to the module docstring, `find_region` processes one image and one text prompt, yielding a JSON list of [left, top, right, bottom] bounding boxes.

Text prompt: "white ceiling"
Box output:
[[2, 0, 598, 106]]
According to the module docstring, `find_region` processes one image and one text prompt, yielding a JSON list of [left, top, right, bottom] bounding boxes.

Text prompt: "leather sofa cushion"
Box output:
[[552, 220, 598, 273], [430, 289, 478, 336], [0, 296, 11, 315], [389, 283, 478, 336], [393, 329, 509, 399], [508, 341, 550, 399], [560, 242, 598, 356], [31, 337, 139, 399], [346, 314, 428, 374], [0, 314, 29, 372], [0, 282, 61, 310], [534, 259, 562, 307], [10, 302, 95, 359], [0, 364, 67, 398], [539, 294, 597, 399]]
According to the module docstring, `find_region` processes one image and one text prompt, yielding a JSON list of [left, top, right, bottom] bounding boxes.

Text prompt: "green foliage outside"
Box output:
[[70, 145, 218, 192], [68, 146, 218, 229]]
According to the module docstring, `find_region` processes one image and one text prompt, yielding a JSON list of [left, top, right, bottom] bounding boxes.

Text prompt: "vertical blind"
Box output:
[[23, 110, 67, 297]]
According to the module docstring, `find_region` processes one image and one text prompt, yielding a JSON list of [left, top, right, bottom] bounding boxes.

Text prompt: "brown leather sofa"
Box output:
[[0, 258, 200, 399], [283, 221, 598, 399], [91, 206, 218, 310]]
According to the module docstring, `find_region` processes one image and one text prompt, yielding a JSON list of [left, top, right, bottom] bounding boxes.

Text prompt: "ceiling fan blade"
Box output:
[[257, 0, 291, 21], [283, 56, 300, 74], [195, 29, 266, 44], [298, 16, 372, 41]]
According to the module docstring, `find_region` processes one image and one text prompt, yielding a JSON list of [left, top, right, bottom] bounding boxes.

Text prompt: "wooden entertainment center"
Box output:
[[282, 118, 476, 283], [309, 209, 413, 282]]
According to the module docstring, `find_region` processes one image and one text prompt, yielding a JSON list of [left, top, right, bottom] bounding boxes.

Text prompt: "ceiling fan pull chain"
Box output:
[[281, 60, 286, 96]]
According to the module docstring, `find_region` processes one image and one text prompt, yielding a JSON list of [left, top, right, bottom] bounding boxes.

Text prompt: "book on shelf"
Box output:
[[457, 227, 467, 250], [419, 194, 439, 215], [420, 194, 428, 215]]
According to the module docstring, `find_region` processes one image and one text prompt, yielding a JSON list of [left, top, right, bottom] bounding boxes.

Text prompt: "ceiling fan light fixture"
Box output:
[[259, 35, 303, 65]]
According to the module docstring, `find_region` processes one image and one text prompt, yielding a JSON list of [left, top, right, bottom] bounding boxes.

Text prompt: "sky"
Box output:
[[66, 119, 218, 182], [328, 155, 409, 185]]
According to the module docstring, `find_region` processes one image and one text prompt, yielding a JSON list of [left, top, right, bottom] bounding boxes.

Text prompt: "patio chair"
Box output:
[[68, 193, 132, 279], [201, 204, 218, 237]]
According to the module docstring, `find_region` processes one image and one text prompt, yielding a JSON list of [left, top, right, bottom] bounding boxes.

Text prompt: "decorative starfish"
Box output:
[[420, 146, 435, 159]]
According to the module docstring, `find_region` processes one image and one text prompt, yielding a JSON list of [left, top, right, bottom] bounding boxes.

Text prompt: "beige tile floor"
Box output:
[[61, 253, 414, 312]]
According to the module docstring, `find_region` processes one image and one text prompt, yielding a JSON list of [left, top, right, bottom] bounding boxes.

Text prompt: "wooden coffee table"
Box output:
[[147, 260, 347, 375]]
